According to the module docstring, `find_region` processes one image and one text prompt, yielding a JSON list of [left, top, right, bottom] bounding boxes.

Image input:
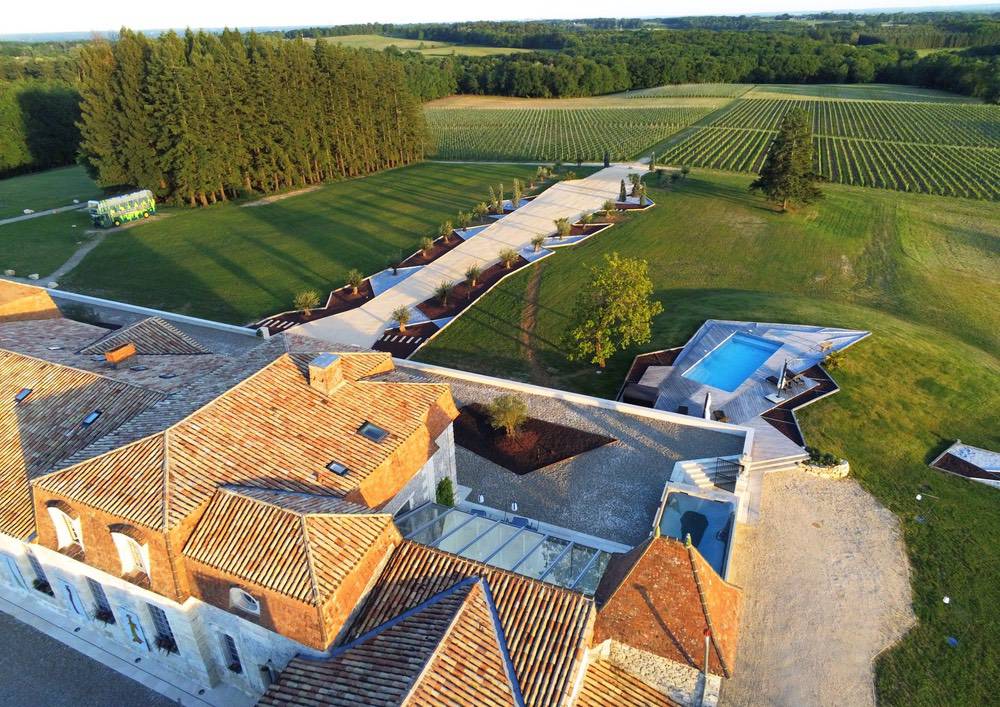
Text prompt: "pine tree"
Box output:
[[750, 108, 822, 212]]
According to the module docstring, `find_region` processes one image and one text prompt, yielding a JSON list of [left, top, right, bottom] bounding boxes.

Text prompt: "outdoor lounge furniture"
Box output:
[[677, 405, 689, 415]]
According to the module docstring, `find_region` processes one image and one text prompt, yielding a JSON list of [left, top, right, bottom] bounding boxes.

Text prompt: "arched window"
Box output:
[[110, 529, 150, 577], [46, 503, 82, 550], [229, 587, 261, 616]]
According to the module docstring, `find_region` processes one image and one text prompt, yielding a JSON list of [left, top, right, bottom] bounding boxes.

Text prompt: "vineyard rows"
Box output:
[[427, 107, 713, 161], [711, 99, 1000, 147], [625, 83, 753, 98], [659, 127, 1000, 200]]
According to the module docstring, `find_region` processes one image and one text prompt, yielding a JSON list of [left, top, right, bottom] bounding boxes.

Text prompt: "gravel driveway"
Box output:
[[721, 471, 915, 706]]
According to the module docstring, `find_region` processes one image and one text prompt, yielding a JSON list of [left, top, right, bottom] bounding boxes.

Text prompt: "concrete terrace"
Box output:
[[291, 164, 645, 348], [648, 320, 869, 425], [380, 361, 748, 547]]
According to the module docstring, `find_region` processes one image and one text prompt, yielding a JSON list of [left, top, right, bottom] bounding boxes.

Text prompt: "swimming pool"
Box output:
[[682, 332, 782, 392], [658, 492, 735, 577]]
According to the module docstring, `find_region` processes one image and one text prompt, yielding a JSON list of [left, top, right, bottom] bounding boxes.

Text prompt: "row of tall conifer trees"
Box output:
[[77, 29, 429, 206]]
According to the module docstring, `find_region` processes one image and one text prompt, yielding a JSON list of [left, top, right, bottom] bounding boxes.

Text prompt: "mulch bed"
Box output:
[[400, 234, 465, 268], [416, 256, 529, 320], [371, 321, 440, 358], [454, 403, 616, 475], [257, 280, 374, 328], [932, 453, 998, 482]]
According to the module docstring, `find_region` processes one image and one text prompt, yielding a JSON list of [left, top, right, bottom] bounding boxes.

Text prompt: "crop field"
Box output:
[[320, 34, 531, 56], [427, 106, 715, 161], [743, 82, 980, 103], [625, 83, 753, 98], [659, 99, 1000, 199]]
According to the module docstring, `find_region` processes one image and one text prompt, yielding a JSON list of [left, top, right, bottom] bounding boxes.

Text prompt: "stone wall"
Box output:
[[601, 639, 719, 707], [802, 460, 850, 479], [0, 532, 312, 703], [381, 425, 457, 516]]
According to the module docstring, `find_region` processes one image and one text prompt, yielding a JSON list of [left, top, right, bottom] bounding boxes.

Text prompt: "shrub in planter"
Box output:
[[94, 607, 116, 624], [488, 394, 528, 437], [436, 477, 455, 507], [805, 446, 839, 466], [32, 578, 53, 596]]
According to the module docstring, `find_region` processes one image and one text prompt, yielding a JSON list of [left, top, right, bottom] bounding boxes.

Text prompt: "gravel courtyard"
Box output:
[[419, 373, 745, 546], [721, 471, 915, 707]]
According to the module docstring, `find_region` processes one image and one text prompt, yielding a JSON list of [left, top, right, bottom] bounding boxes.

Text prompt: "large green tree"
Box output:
[[562, 252, 663, 368], [750, 108, 823, 211]]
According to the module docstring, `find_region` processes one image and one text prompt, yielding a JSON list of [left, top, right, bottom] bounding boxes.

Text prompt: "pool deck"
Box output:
[[647, 320, 869, 426]]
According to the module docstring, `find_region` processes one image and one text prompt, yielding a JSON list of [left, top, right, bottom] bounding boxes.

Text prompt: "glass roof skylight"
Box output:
[[15, 388, 32, 403], [358, 421, 389, 443], [396, 503, 612, 596], [82, 410, 103, 427]]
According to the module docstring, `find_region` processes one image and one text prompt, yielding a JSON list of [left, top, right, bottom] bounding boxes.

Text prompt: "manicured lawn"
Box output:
[[0, 208, 94, 276], [61, 163, 541, 323], [417, 170, 1000, 705], [0, 165, 100, 219]]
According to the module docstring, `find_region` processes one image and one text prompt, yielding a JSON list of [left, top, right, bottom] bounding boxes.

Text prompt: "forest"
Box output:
[[74, 30, 428, 205], [0, 12, 997, 180]]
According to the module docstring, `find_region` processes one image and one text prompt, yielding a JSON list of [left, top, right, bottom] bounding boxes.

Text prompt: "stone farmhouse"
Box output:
[[0, 282, 747, 706]]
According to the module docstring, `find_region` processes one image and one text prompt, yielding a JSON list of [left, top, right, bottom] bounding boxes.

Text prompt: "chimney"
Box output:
[[308, 353, 344, 395]]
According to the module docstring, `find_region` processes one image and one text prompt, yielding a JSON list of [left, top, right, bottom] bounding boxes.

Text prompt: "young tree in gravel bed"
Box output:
[[510, 179, 523, 210], [294, 290, 321, 315], [603, 199, 616, 217], [346, 269, 364, 295], [619, 179, 627, 202], [457, 211, 471, 232], [465, 264, 482, 287], [554, 217, 571, 240], [435, 281, 453, 306], [531, 234, 546, 253], [562, 252, 663, 368], [499, 248, 519, 269], [473, 202, 489, 220], [751, 108, 822, 212], [420, 236, 434, 257], [488, 394, 528, 438], [439, 220, 453, 242], [392, 305, 411, 333]]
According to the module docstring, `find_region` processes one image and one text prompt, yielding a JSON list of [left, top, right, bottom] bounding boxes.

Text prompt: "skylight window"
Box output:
[[358, 421, 389, 443], [326, 461, 349, 476], [82, 409, 103, 427], [15, 388, 32, 403]]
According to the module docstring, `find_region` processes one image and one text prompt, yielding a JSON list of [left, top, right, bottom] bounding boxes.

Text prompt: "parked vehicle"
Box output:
[[87, 190, 156, 228]]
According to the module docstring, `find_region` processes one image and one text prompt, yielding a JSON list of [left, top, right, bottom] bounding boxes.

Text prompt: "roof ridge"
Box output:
[[299, 513, 324, 612], [323, 577, 479, 661], [599, 537, 655, 608], [221, 485, 387, 520], [684, 536, 731, 678], [160, 428, 171, 532]]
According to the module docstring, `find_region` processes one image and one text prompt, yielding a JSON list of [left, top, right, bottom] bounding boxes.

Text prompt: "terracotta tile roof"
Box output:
[[79, 316, 211, 355], [0, 281, 61, 322], [577, 660, 678, 707], [0, 350, 165, 539], [183, 487, 392, 604], [345, 541, 593, 707], [593, 537, 742, 678], [34, 352, 458, 530], [261, 577, 522, 706]]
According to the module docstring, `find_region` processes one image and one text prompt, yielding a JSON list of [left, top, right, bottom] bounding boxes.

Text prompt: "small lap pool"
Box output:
[[658, 492, 735, 577], [682, 332, 782, 393]]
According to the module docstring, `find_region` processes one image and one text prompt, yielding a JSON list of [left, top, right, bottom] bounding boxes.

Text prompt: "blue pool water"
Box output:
[[683, 333, 782, 392], [658, 492, 735, 576]]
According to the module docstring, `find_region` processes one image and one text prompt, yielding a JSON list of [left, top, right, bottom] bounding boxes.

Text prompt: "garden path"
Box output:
[[293, 163, 646, 348]]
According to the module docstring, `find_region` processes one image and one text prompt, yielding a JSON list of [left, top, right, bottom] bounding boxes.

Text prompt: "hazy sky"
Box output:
[[5, 0, 984, 35]]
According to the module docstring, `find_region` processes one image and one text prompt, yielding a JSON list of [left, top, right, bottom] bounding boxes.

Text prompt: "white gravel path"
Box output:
[[722, 471, 915, 707]]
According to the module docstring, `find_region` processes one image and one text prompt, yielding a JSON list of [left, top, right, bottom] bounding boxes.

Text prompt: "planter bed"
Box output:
[[454, 402, 616, 475], [253, 279, 374, 331], [400, 234, 466, 268], [416, 256, 529, 320], [371, 321, 440, 358]]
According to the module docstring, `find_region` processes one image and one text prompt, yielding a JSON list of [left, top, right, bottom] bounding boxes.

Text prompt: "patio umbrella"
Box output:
[[702, 392, 712, 420], [777, 358, 789, 391]]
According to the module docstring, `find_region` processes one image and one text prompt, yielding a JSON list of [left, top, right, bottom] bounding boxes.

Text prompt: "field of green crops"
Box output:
[[625, 83, 753, 98], [427, 106, 713, 161], [659, 98, 1000, 199]]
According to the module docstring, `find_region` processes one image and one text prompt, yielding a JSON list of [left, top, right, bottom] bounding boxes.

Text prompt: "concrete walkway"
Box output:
[[0, 202, 85, 226], [293, 163, 645, 347]]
